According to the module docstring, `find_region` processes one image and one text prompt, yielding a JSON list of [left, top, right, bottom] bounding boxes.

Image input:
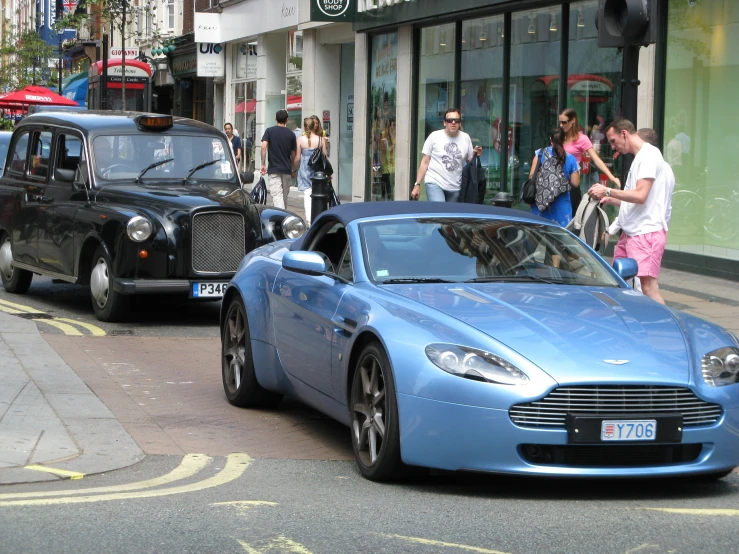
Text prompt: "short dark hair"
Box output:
[[276, 109, 289, 124], [444, 108, 461, 119], [606, 118, 636, 135], [224, 122, 233, 129], [637, 128, 659, 147]]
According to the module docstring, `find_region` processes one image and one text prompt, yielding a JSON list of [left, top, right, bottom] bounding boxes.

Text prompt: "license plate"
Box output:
[[192, 282, 228, 298], [601, 419, 657, 441]]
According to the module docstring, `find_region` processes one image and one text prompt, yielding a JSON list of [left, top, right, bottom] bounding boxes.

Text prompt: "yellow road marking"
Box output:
[[0, 453, 250, 507], [380, 534, 510, 554], [54, 317, 106, 336], [23, 466, 85, 479], [642, 508, 739, 516], [237, 536, 315, 554], [0, 305, 27, 315], [0, 298, 44, 313], [33, 318, 83, 336], [1, 454, 211, 500], [213, 500, 279, 516]]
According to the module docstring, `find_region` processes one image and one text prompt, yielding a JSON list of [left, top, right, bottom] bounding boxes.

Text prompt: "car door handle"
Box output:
[[30, 194, 53, 204], [332, 316, 357, 336]]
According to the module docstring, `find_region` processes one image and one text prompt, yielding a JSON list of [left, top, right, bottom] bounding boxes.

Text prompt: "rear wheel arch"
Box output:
[[77, 237, 103, 285], [220, 286, 242, 337]]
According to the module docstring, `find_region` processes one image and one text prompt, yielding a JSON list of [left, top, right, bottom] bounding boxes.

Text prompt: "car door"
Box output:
[[37, 131, 87, 276], [271, 219, 350, 394]]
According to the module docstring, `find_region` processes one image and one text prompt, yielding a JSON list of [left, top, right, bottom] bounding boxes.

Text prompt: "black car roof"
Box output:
[[16, 111, 220, 136]]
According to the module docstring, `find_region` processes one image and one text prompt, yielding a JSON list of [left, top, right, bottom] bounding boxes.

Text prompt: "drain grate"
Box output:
[[16, 313, 53, 320], [109, 329, 135, 336]]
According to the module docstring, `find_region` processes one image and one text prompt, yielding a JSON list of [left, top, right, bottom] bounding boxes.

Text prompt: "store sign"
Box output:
[[172, 53, 197, 77], [197, 43, 225, 78], [110, 46, 139, 59], [194, 13, 221, 43], [107, 64, 150, 84], [357, 0, 410, 12], [311, 0, 354, 21]]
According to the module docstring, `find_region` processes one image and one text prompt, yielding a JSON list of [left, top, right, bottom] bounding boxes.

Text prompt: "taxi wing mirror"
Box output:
[[54, 167, 75, 183]]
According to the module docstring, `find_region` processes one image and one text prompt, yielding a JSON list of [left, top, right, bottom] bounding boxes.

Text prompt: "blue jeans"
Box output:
[[425, 182, 459, 203]]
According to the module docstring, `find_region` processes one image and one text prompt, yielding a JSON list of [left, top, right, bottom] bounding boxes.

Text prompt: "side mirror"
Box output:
[[54, 167, 75, 183], [240, 170, 254, 184], [282, 251, 326, 276], [612, 258, 638, 281]]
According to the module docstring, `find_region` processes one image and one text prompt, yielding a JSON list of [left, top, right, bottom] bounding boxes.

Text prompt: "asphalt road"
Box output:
[[0, 454, 738, 554]]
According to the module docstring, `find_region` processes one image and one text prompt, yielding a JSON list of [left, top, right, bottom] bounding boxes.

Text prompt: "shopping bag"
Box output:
[[328, 183, 341, 208], [250, 176, 267, 205], [308, 138, 334, 176]]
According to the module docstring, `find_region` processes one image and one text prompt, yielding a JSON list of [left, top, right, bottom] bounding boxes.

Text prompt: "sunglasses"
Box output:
[[445, 118, 461, 124], [558, 119, 571, 125]]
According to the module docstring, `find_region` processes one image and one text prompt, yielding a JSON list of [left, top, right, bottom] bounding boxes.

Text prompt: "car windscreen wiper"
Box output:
[[185, 159, 222, 181], [136, 158, 174, 183], [380, 278, 456, 284], [464, 275, 573, 285]]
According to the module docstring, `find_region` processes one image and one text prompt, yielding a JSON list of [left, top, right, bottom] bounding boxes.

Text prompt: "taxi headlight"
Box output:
[[425, 343, 529, 385], [282, 216, 306, 239], [701, 347, 739, 387], [126, 216, 153, 242]]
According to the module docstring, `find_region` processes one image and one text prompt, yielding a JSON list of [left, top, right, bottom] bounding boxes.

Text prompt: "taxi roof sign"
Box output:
[[136, 115, 173, 130]]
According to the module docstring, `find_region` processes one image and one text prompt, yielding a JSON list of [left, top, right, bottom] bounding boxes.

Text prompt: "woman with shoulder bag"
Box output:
[[528, 127, 580, 226], [294, 117, 329, 225]]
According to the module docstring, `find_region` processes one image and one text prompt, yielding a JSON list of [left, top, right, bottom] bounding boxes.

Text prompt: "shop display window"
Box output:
[[369, 32, 398, 202]]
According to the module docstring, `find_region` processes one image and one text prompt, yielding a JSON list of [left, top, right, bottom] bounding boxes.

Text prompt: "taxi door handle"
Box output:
[[30, 194, 53, 204]]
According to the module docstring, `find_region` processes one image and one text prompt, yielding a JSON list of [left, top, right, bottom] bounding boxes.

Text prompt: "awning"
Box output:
[[0, 85, 79, 108], [62, 77, 87, 107], [235, 95, 302, 114]]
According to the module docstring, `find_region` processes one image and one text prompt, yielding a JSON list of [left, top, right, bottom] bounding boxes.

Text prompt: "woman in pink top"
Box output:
[[559, 108, 621, 215]]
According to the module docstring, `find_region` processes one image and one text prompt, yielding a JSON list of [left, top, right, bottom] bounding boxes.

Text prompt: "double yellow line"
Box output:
[[0, 298, 105, 336], [0, 453, 251, 507]]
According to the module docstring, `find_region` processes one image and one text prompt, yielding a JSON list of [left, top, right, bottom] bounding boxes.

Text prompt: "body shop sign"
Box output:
[[310, 0, 354, 22]]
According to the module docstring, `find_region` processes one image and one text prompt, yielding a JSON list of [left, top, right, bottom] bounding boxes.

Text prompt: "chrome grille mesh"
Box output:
[[191, 212, 245, 273], [510, 386, 722, 429]]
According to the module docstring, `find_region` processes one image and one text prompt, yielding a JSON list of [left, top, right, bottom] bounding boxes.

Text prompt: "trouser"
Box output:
[[303, 188, 312, 225], [268, 174, 291, 209]]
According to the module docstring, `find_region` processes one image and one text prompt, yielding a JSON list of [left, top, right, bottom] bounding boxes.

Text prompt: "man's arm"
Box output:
[[260, 140, 268, 175], [589, 178, 653, 204], [411, 154, 431, 199]]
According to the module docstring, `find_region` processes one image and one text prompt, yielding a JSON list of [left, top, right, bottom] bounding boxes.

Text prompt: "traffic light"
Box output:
[[597, 0, 657, 47]]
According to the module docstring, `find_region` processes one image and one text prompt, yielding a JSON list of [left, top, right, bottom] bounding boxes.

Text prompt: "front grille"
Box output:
[[510, 386, 722, 429], [519, 443, 702, 466], [191, 211, 245, 273]]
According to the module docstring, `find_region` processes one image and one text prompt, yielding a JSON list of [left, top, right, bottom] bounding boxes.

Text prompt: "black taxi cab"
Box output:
[[0, 111, 305, 321]]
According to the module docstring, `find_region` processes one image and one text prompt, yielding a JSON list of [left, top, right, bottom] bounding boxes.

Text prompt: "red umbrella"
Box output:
[[0, 85, 79, 108]]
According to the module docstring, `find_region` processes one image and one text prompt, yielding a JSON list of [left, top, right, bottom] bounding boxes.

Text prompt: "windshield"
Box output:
[[360, 217, 621, 287], [92, 134, 236, 184]]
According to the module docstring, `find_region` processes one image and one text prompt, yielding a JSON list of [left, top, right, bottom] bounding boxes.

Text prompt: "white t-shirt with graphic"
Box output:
[[422, 129, 474, 191], [618, 142, 676, 236]]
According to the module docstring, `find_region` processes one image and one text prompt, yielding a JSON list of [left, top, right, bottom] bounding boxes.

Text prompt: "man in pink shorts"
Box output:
[[588, 119, 675, 304]]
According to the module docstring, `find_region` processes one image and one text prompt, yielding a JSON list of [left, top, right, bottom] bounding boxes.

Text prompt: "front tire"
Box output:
[[90, 244, 130, 322], [221, 296, 282, 408], [0, 235, 32, 294], [350, 342, 405, 481]]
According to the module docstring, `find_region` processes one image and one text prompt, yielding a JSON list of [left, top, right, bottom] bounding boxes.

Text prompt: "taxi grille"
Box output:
[[510, 386, 722, 429], [191, 211, 245, 273]]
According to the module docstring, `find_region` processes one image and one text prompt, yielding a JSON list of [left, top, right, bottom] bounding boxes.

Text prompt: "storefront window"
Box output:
[[369, 32, 398, 201], [232, 80, 256, 172], [568, 0, 622, 190], [664, 0, 739, 260], [286, 31, 303, 133], [509, 7, 561, 201], [461, 16, 503, 204], [415, 24, 455, 201]]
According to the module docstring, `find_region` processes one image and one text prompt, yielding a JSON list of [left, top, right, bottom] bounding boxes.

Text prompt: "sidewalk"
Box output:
[[0, 312, 143, 485]]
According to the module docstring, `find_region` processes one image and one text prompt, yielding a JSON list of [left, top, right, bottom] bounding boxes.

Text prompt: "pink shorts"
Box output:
[[614, 230, 667, 278]]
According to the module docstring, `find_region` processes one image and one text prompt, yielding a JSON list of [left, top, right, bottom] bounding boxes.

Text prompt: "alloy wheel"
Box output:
[[90, 256, 110, 309], [0, 238, 14, 281], [223, 303, 247, 395], [352, 353, 387, 467]]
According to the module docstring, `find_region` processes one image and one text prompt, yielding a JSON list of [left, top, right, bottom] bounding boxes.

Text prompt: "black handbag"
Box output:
[[308, 137, 333, 176], [520, 147, 543, 205], [249, 176, 267, 205]]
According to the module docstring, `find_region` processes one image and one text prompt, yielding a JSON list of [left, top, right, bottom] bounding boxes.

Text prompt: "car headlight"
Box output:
[[282, 215, 306, 239], [425, 343, 529, 385], [126, 216, 153, 242], [701, 346, 739, 387]]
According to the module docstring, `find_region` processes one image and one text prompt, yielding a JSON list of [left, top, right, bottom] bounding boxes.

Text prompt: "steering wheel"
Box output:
[[504, 260, 539, 276], [101, 164, 130, 178]]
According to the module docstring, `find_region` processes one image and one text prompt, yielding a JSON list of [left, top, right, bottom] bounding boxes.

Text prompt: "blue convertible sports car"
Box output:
[[220, 202, 739, 481]]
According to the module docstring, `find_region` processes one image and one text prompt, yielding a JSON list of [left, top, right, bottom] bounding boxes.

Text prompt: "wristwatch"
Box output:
[[413, 182, 420, 187], [605, 188, 611, 197]]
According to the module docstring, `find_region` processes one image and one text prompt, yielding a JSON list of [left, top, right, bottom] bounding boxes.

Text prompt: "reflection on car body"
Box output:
[[0, 110, 305, 321], [220, 201, 739, 482]]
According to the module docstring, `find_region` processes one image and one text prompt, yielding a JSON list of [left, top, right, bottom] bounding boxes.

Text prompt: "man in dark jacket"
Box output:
[[459, 155, 487, 204]]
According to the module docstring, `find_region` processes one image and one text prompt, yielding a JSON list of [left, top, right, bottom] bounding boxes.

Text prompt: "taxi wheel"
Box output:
[[350, 342, 406, 481], [89, 244, 129, 322], [0, 234, 32, 294], [221, 295, 282, 408]]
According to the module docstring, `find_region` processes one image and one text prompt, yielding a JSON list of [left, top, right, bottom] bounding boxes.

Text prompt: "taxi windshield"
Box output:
[[92, 134, 236, 184]]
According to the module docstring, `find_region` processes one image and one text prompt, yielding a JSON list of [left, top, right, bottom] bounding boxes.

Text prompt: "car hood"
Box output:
[[388, 283, 691, 385], [94, 183, 249, 211]]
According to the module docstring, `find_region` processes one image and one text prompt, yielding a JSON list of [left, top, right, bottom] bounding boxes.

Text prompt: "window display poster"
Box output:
[[369, 32, 398, 201]]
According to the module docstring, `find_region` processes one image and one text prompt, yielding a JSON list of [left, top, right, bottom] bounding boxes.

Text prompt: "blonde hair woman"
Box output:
[[293, 116, 328, 225]]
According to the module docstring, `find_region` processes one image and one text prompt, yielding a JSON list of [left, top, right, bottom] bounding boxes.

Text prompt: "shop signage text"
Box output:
[[110, 46, 139, 59], [172, 54, 197, 77], [311, 0, 354, 21], [197, 43, 225, 78], [358, 0, 410, 12]]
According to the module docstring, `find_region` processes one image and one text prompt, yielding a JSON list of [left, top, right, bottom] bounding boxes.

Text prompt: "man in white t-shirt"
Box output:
[[588, 119, 675, 304], [412, 108, 482, 202]]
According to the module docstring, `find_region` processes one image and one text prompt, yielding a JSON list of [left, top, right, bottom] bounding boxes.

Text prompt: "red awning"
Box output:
[[0, 85, 79, 108], [235, 96, 302, 114]]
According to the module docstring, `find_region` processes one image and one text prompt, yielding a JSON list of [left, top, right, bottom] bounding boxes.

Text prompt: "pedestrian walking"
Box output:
[[528, 127, 580, 226], [588, 119, 676, 304], [559, 108, 621, 215], [260, 109, 297, 210], [412, 108, 482, 202], [293, 117, 329, 225], [224, 122, 242, 167]]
